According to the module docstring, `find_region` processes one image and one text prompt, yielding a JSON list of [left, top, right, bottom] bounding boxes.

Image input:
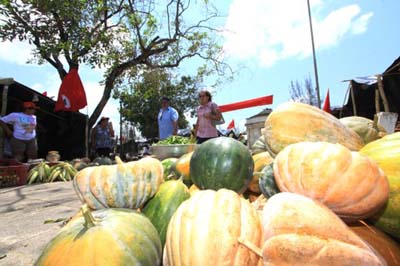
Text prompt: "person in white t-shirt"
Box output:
[[0, 101, 39, 162]]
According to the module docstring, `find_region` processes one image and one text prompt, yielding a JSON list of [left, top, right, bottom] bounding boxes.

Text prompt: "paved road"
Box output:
[[0, 182, 81, 266]]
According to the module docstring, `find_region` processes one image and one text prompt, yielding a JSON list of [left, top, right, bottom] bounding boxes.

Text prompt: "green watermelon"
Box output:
[[258, 163, 280, 198], [190, 137, 254, 193], [161, 158, 178, 180], [142, 180, 190, 245]]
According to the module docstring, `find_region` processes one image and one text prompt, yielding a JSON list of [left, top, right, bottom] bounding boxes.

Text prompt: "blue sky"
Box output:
[[0, 0, 399, 136]]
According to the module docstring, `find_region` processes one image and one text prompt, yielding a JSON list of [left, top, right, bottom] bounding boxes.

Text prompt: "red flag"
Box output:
[[55, 68, 87, 112], [227, 119, 235, 130], [219, 95, 273, 113], [42, 91, 47, 96], [322, 89, 331, 113]]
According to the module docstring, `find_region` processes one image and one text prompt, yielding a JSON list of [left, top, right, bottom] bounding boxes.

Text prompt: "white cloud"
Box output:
[[0, 40, 34, 65], [223, 0, 373, 67]]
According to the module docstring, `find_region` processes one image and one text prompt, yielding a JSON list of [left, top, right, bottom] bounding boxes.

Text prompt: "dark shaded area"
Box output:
[[338, 57, 400, 119], [0, 81, 87, 160]]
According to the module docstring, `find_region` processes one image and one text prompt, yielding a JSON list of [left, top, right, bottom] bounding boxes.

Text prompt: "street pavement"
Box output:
[[0, 181, 81, 266]]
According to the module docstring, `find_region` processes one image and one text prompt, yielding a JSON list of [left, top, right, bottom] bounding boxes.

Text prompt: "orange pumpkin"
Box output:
[[261, 193, 386, 265], [273, 142, 389, 220], [74, 156, 163, 209], [249, 152, 274, 193], [164, 189, 263, 265], [264, 102, 364, 156], [350, 220, 400, 266]]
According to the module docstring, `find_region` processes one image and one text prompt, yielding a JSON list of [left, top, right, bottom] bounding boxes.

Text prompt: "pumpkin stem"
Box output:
[[81, 204, 97, 228], [237, 237, 263, 258], [115, 156, 124, 165]]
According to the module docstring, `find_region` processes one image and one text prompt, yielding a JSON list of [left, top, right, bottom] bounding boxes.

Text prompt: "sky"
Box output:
[[0, 0, 399, 136]]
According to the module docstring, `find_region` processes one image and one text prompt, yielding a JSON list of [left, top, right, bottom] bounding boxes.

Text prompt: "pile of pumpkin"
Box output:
[[35, 102, 399, 266]]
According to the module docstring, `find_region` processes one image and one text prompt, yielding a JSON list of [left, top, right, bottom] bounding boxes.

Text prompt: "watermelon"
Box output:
[[190, 137, 254, 193], [142, 180, 190, 245]]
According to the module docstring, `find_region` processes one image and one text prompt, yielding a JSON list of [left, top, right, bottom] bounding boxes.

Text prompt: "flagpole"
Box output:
[[307, 0, 321, 108]]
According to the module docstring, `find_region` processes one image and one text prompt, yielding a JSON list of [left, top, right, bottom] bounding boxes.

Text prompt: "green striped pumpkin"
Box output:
[[161, 158, 178, 180], [35, 206, 162, 266], [73, 156, 163, 209], [258, 163, 280, 198], [142, 180, 190, 246]]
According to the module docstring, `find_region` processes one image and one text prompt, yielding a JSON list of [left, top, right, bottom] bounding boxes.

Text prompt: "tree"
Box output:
[[0, 0, 230, 129], [115, 68, 200, 139], [289, 76, 318, 106]]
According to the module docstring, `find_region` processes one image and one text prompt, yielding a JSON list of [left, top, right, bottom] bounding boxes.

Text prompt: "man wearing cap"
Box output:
[[91, 116, 115, 157], [0, 101, 39, 162], [158, 97, 179, 140]]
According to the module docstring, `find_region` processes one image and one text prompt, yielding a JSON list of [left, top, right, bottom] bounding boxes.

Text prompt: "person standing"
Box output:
[[194, 90, 222, 144], [91, 117, 115, 157], [0, 101, 39, 162], [158, 96, 179, 140]]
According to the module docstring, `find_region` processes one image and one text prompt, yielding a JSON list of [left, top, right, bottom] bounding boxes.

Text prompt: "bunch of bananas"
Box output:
[[47, 162, 77, 182], [28, 162, 51, 184], [27, 162, 77, 184]]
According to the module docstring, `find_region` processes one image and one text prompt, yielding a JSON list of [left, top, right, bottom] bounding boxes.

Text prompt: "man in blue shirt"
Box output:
[[158, 97, 179, 140]]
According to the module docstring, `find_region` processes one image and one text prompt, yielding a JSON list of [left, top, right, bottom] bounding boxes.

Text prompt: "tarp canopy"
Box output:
[[341, 57, 400, 119]]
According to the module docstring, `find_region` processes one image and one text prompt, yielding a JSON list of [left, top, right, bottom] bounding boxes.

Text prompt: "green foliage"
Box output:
[[115, 68, 200, 139], [0, 0, 232, 129]]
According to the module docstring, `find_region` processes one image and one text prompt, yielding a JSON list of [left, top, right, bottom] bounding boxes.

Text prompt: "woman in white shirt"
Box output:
[[0, 101, 38, 162]]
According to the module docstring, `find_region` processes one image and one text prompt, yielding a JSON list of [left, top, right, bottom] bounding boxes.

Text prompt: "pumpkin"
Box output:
[[189, 184, 200, 195], [273, 142, 389, 220], [161, 157, 178, 180], [164, 189, 263, 265], [261, 193, 385, 265], [350, 220, 400, 266], [251, 135, 267, 155], [73, 156, 163, 210], [360, 132, 400, 239], [249, 152, 274, 193], [170, 151, 193, 186], [339, 116, 387, 144], [190, 137, 254, 193], [142, 180, 190, 246], [35, 205, 162, 266], [258, 163, 280, 198], [264, 102, 364, 156], [92, 156, 113, 165]]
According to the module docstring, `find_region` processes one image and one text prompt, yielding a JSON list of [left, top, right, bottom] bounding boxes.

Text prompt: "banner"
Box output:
[[219, 95, 273, 113], [55, 68, 87, 112]]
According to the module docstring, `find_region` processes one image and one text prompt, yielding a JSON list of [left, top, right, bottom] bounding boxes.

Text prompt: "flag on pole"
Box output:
[[55, 68, 87, 112], [322, 89, 331, 113], [227, 119, 235, 130]]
